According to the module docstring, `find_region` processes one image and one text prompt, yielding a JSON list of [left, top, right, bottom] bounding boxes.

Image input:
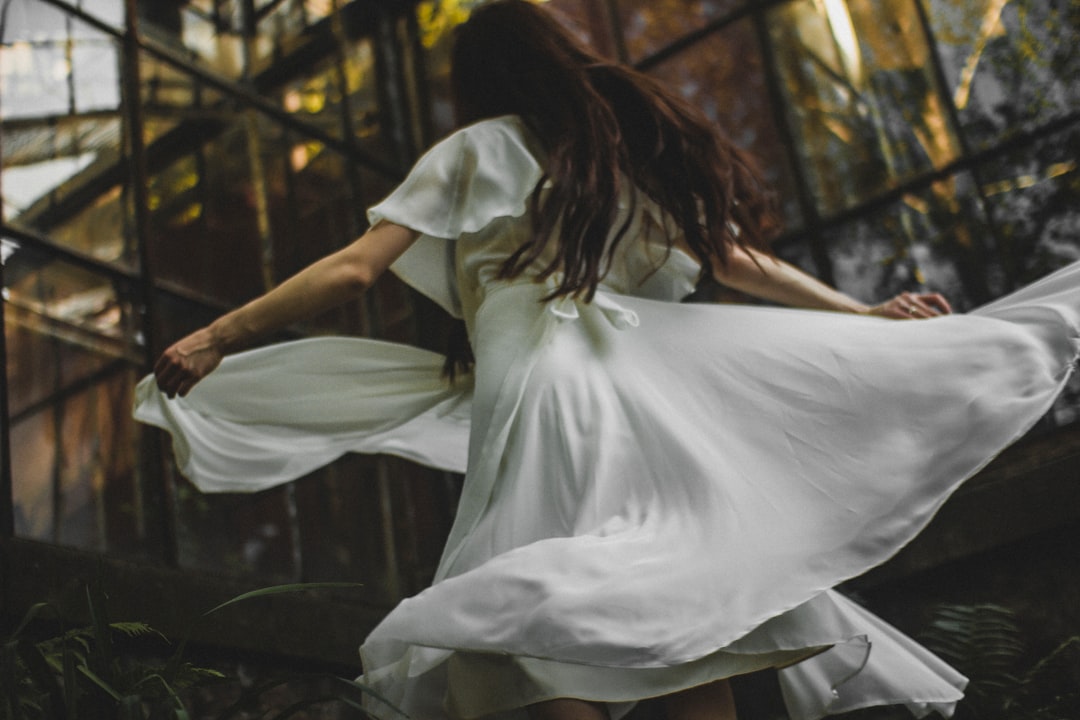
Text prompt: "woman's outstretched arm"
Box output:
[[154, 221, 420, 398], [712, 244, 952, 319]]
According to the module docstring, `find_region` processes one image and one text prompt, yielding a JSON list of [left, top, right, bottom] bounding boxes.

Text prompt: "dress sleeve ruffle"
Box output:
[[368, 115, 544, 317]]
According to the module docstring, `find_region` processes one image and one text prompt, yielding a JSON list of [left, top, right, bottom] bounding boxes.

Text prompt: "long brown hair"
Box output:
[[450, 0, 781, 301]]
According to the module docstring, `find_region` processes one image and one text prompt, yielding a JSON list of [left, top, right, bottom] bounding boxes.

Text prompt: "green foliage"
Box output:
[[0, 582, 385, 720], [918, 603, 1080, 720]]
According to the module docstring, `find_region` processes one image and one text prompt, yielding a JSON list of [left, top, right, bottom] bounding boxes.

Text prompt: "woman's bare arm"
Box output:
[[154, 221, 420, 397], [712, 244, 951, 319]]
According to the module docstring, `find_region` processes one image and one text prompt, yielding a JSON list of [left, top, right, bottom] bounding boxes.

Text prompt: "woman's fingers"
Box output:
[[154, 352, 183, 396], [921, 292, 952, 314], [153, 332, 223, 398], [903, 291, 952, 318], [899, 292, 936, 318], [155, 362, 189, 398], [869, 291, 952, 320], [176, 378, 200, 399], [156, 358, 200, 398]]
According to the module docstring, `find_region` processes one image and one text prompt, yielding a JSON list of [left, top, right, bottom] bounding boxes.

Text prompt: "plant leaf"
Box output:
[[110, 623, 169, 643], [62, 639, 79, 720], [78, 663, 123, 701], [166, 582, 362, 681], [7, 602, 62, 642], [200, 582, 364, 618], [171, 663, 228, 690], [85, 583, 117, 677]]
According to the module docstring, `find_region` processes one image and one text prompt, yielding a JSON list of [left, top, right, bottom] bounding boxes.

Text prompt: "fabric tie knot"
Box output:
[[547, 290, 640, 330]]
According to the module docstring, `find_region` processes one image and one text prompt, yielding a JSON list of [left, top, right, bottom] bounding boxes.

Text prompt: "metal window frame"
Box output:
[[629, 0, 1080, 272], [1, 0, 423, 569]]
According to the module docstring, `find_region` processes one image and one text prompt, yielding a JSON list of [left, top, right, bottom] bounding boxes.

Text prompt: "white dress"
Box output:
[[134, 115, 1080, 720]]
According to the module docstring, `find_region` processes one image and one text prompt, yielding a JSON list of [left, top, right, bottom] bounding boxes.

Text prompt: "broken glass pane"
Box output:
[[922, 0, 1080, 150], [769, 0, 962, 216]]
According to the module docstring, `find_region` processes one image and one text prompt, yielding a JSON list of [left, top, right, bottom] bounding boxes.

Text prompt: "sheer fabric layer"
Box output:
[[135, 116, 1080, 720]]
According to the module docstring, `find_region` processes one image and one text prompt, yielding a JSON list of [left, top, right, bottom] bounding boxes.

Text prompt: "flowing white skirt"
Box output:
[[135, 261, 1080, 720]]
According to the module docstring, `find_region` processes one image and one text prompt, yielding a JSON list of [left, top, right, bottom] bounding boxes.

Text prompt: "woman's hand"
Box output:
[[149, 221, 420, 399], [709, 245, 954, 319], [866, 291, 952, 319], [154, 327, 224, 398]]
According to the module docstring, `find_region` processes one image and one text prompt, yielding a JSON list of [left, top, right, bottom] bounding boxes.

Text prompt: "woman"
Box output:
[[140, 2, 1080, 719]]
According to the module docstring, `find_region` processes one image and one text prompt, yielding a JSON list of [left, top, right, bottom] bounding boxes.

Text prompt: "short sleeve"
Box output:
[[368, 115, 544, 317]]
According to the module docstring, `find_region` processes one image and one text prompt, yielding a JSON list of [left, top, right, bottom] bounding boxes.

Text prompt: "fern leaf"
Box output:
[[109, 623, 168, 643]]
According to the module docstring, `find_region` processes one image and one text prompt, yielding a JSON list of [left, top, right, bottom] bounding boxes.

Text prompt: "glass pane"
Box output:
[[250, 0, 336, 72], [0, 8, 123, 117], [75, 0, 125, 29], [140, 1, 244, 79], [4, 246, 135, 388], [769, 0, 963, 216], [5, 248, 144, 553], [978, 128, 1080, 290], [922, 0, 1080, 150], [2, 116, 133, 267], [343, 35, 394, 162], [141, 53, 228, 140], [648, 19, 804, 230], [1, 10, 131, 263], [254, 118, 368, 334], [138, 1, 341, 81], [72, 32, 122, 114], [274, 32, 391, 167], [278, 51, 345, 139], [16, 372, 140, 550], [0, 0, 73, 120], [820, 172, 1000, 312], [617, 0, 746, 62], [141, 54, 266, 305], [49, 170, 134, 267], [147, 128, 265, 305], [265, 137, 357, 278]]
